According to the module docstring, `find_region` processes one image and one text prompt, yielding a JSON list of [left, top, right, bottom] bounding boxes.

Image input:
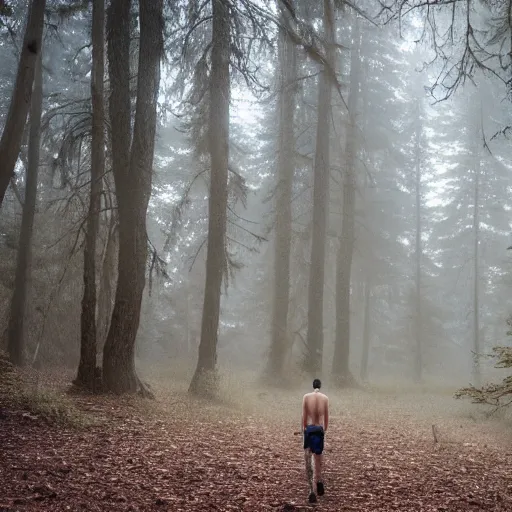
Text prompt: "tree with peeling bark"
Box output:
[[0, 0, 45, 209], [266, 1, 297, 382], [305, 0, 335, 377], [102, 0, 163, 395], [7, 54, 43, 366], [75, 0, 105, 391], [332, 15, 361, 386]]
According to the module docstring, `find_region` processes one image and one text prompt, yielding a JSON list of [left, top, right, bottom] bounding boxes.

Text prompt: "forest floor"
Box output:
[[1, 366, 512, 511]]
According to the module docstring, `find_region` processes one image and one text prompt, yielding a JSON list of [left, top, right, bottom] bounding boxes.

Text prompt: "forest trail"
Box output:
[[2, 372, 512, 511]]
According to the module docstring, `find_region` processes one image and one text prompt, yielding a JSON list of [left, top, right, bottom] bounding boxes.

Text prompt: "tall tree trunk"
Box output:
[[185, 279, 191, 355], [471, 101, 482, 386], [102, 0, 131, 391], [413, 101, 423, 382], [102, 0, 163, 394], [97, 218, 117, 353], [331, 17, 361, 385], [189, 0, 230, 396], [266, 2, 297, 381], [75, 0, 105, 391], [472, 171, 480, 385], [360, 277, 372, 382], [305, 0, 334, 377], [7, 54, 43, 366], [0, 0, 46, 208], [358, 45, 372, 383]]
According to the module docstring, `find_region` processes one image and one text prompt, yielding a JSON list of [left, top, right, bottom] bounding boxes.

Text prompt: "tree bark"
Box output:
[[360, 277, 372, 382], [471, 99, 482, 386], [102, 0, 163, 394], [305, 0, 335, 377], [7, 54, 43, 366], [358, 52, 371, 383], [331, 17, 361, 385], [266, 2, 297, 381], [0, 0, 46, 208], [189, 0, 230, 396], [75, 0, 105, 391], [413, 100, 423, 382], [97, 217, 117, 353]]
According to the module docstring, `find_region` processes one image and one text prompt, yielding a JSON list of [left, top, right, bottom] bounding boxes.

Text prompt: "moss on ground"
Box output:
[[0, 350, 92, 428]]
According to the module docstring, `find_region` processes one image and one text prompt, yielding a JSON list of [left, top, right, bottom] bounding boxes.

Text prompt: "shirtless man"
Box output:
[[302, 378, 329, 503]]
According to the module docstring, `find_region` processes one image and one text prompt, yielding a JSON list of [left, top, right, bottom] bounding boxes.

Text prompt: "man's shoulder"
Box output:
[[303, 391, 328, 399]]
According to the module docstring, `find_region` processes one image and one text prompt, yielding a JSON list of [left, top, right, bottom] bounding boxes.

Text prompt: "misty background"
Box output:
[[1, 0, 511, 394]]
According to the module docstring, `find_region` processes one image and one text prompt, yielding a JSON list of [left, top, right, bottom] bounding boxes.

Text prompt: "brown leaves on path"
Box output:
[[1, 384, 512, 511]]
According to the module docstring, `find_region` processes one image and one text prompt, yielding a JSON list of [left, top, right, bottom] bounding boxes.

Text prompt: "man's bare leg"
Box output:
[[314, 454, 324, 495], [304, 449, 316, 502], [304, 449, 314, 493]]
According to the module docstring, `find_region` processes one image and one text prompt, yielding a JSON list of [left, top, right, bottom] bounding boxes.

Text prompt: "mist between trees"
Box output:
[[1, 0, 512, 397]]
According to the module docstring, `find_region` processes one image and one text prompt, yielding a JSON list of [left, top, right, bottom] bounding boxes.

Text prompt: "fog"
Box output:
[[1, 1, 512, 404]]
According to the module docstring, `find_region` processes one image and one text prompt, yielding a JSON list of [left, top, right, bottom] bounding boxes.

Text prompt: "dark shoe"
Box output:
[[308, 492, 317, 503], [317, 481, 324, 496]]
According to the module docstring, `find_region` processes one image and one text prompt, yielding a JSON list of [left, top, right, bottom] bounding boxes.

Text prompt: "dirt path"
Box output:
[[1, 383, 512, 511]]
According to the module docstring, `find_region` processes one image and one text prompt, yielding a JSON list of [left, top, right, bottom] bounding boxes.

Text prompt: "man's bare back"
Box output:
[[302, 390, 329, 430]]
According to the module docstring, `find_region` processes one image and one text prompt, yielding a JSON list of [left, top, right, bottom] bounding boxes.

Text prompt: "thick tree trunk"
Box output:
[[305, 0, 334, 377], [75, 0, 105, 391], [189, 0, 230, 396], [101, 0, 131, 392], [102, 0, 163, 394], [413, 102, 423, 382], [97, 218, 117, 353], [331, 17, 361, 385], [0, 0, 46, 208], [7, 54, 43, 366], [266, 2, 297, 381]]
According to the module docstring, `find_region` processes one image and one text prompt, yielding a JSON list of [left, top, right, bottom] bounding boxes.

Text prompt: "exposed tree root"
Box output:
[[136, 375, 155, 399], [188, 367, 219, 398]]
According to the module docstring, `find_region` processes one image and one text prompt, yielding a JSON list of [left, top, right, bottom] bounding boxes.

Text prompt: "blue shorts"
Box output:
[[303, 425, 325, 454]]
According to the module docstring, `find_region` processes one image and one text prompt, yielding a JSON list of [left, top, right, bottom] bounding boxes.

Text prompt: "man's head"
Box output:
[[313, 378, 321, 390]]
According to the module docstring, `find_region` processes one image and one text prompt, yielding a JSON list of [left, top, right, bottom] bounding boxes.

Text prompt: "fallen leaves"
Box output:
[[1, 380, 512, 511]]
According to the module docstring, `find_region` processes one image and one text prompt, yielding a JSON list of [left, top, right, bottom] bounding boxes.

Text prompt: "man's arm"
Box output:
[[302, 395, 308, 431], [324, 397, 329, 432]]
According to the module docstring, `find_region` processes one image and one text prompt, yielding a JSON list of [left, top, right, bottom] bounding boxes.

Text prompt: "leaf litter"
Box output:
[[1, 376, 512, 511]]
